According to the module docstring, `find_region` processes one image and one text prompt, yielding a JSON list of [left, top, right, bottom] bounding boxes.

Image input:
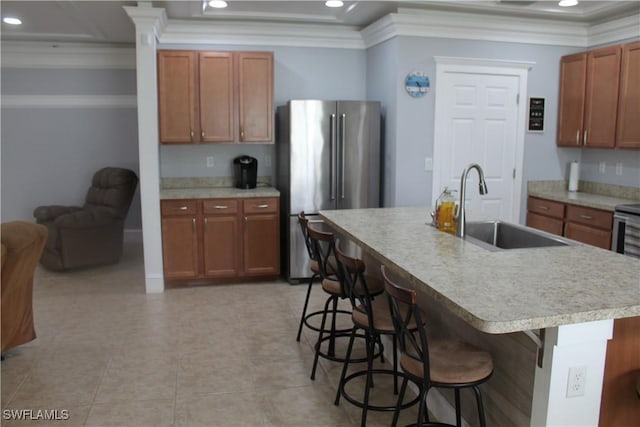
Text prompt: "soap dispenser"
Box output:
[[435, 187, 457, 234]]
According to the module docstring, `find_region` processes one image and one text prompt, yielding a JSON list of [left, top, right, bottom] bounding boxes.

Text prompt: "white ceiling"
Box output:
[[1, 1, 638, 45]]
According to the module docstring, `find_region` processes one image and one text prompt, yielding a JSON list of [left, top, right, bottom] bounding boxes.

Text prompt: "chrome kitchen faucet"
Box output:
[[455, 163, 488, 238]]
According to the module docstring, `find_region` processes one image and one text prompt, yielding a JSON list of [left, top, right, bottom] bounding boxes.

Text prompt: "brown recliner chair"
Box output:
[[33, 167, 138, 271], [1, 221, 48, 353]]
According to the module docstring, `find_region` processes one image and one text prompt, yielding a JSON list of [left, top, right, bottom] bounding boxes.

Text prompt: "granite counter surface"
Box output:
[[160, 186, 279, 200], [159, 177, 279, 199], [320, 207, 640, 334], [528, 180, 639, 211]]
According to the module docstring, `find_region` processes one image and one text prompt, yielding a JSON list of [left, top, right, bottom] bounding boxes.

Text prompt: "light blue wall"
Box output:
[[0, 67, 142, 228], [158, 44, 369, 182]]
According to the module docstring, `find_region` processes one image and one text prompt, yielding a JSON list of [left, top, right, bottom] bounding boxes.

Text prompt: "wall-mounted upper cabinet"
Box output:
[[157, 50, 274, 145], [616, 41, 640, 149], [557, 46, 621, 148], [557, 41, 639, 150]]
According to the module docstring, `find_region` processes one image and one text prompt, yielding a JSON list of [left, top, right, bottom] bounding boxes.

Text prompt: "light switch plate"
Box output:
[[424, 157, 433, 171], [206, 156, 214, 168]]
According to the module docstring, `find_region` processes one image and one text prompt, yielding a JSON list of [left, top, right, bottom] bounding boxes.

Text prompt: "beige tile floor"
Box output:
[[1, 239, 422, 426]]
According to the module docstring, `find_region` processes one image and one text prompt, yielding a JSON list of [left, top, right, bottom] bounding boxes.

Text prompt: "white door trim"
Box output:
[[432, 56, 534, 223]]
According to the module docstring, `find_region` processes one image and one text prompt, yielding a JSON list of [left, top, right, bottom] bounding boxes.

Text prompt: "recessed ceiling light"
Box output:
[[558, 0, 578, 7], [3, 17, 22, 25], [209, 0, 228, 8], [325, 1, 344, 8]]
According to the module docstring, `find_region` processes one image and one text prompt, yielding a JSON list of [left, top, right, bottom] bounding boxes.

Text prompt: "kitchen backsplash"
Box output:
[[160, 143, 275, 180]]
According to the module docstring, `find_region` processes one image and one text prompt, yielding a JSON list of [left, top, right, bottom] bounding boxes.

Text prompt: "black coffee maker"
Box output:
[[233, 155, 258, 189]]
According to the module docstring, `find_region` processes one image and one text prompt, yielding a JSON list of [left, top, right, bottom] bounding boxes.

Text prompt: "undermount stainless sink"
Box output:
[[464, 220, 573, 251]]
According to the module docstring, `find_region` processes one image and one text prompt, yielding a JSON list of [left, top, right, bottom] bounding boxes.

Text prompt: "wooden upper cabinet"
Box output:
[[557, 52, 587, 147], [199, 52, 235, 142], [157, 50, 274, 145], [616, 41, 640, 148], [237, 52, 274, 143], [158, 51, 196, 144], [583, 46, 621, 148]]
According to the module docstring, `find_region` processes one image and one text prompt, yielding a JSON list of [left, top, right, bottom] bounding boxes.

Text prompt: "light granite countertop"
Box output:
[[320, 207, 640, 334], [160, 186, 280, 200], [528, 180, 639, 211], [159, 176, 280, 199]]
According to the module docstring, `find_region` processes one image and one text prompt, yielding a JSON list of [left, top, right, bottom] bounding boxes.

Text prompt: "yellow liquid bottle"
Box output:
[[436, 188, 457, 234]]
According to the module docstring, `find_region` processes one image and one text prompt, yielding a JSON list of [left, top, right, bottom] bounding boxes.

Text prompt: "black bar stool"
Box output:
[[306, 225, 377, 380], [381, 265, 494, 427], [333, 239, 420, 427], [295, 211, 337, 342]]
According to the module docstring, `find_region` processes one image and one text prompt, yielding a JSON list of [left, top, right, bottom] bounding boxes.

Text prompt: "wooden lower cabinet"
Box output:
[[599, 316, 640, 427], [243, 211, 279, 276], [161, 196, 279, 283], [526, 196, 612, 249], [202, 200, 239, 278], [161, 200, 199, 279]]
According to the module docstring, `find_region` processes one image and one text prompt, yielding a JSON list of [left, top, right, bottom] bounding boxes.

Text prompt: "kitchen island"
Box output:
[[320, 207, 640, 427]]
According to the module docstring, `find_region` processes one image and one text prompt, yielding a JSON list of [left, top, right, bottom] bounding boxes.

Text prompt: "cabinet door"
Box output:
[[557, 52, 587, 147], [583, 46, 621, 148], [237, 52, 274, 143], [158, 51, 197, 144], [616, 41, 640, 148], [199, 52, 235, 142], [203, 214, 239, 278], [241, 198, 279, 276], [161, 215, 199, 279]]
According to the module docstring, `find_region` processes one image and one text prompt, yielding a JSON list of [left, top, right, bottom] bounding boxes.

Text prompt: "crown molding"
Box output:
[[0, 42, 135, 69], [587, 13, 640, 47], [362, 9, 596, 48], [1, 95, 137, 108], [158, 19, 364, 49], [123, 5, 167, 37]]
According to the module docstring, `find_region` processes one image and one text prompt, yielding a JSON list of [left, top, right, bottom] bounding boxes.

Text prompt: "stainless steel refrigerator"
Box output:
[[276, 100, 381, 282]]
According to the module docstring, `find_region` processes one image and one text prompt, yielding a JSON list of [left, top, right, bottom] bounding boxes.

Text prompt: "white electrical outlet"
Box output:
[[264, 155, 272, 167], [424, 157, 433, 171], [206, 156, 214, 168], [616, 162, 623, 176], [567, 366, 587, 398], [599, 162, 606, 174]]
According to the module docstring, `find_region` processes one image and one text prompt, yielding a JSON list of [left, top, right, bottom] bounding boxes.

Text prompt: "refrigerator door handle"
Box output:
[[340, 113, 346, 199], [330, 113, 337, 201]]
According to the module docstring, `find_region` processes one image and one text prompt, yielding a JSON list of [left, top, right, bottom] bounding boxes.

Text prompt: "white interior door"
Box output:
[[433, 58, 532, 223]]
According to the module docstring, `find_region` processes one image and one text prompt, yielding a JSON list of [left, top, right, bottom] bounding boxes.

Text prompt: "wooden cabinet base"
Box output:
[[599, 316, 640, 427], [161, 197, 280, 284]]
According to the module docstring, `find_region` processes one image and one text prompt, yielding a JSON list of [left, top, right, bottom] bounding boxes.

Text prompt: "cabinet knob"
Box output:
[[190, 129, 195, 138], [192, 218, 196, 231], [583, 130, 588, 145], [255, 204, 269, 209], [204, 217, 208, 231], [173, 206, 188, 211], [214, 205, 228, 209], [240, 127, 244, 140], [579, 214, 593, 220], [576, 130, 580, 145], [538, 205, 549, 211], [201, 130, 205, 138]]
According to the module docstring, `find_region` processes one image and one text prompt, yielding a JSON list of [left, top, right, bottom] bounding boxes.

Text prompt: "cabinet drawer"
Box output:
[[202, 199, 238, 215], [527, 197, 565, 219], [527, 212, 564, 236], [161, 200, 198, 216], [565, 222, 612, 249], [243, 198, 278, 214], [565, 205, 612, 230]]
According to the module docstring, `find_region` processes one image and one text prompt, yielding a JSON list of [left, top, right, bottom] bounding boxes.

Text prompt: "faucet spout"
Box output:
[[454, 163, 488, 238]]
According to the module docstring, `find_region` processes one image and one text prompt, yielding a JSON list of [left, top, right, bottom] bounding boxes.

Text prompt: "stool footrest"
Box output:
[[303, 309, 352, 336], [315, 332, 381, 364], [339, 369, 421, 412]]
